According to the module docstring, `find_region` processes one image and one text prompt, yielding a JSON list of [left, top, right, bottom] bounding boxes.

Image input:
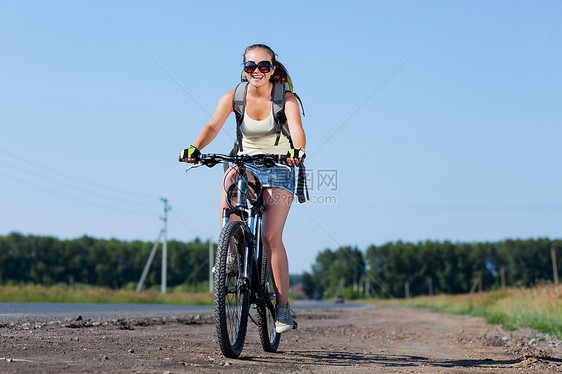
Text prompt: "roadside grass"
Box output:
[[372, 284, 562, 339], [0, 283, 213, 305]]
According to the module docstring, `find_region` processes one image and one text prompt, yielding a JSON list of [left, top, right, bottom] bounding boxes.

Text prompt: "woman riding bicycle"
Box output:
[[181, 44, 306, 333]]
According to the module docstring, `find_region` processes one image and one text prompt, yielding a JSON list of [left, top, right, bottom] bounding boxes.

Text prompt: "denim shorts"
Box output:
[[245, 163, 295, 195]]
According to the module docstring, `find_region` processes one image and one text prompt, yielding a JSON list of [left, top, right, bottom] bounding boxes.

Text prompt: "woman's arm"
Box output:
[[191, 89, 235, 150], [284, 92, 306, 165]]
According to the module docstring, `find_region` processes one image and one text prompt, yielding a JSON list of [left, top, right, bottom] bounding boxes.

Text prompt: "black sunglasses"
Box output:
[[244, 60, 274, 74]]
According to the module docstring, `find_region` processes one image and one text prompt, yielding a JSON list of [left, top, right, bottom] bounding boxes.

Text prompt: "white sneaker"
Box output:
[[275, 304, 296, 333]]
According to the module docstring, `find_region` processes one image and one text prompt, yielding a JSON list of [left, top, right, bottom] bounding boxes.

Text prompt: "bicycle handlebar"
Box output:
[[200, 153, 289, 167], [182, 153, 301, 172]]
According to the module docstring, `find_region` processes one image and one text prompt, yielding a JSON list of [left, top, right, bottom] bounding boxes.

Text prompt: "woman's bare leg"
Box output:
[[261, 188, 293, 305], [219, 166, 238, 226], [219, 166, 259, 225]]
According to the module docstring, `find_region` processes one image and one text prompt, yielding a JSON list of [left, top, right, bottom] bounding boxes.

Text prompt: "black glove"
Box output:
[[287, 147, 305, 160], [179, 145, 201, 162]]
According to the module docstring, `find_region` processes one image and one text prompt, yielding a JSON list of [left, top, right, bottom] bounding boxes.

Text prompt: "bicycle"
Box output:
[[184, 153, 296, 358]]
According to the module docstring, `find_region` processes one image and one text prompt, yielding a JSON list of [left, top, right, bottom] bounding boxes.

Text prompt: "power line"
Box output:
[[167, 224, 195, 242], [304, 209, 422, 322], [0, 171, 154, 217], [309, 54, 414, 158], [0, 159, 157, 208], [136, 198, 171, 293], [171, 210, 200, 236], [0, 147, 157, 200], [146, 53, 236, 143]]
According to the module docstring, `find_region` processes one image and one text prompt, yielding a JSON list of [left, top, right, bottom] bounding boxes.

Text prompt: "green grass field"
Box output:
[[3, 283, 561, 340], [374, 284, 562, 339], [0, 283, 213, 305]]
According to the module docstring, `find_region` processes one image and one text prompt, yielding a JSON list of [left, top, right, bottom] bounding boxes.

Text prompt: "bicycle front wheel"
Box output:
[[214, 221, 250, 358], [257, 248, 280, 352]]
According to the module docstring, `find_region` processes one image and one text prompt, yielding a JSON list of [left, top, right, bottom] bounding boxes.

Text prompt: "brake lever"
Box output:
[[275, 162, 292, 171], [262, 155, 291, 170], [185, 163, 203, 173]]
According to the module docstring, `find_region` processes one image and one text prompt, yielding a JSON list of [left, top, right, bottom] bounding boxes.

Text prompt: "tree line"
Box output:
[[303, 238, 561, 299], [0, 232, 210, 290], [2, 233, 560, 298]]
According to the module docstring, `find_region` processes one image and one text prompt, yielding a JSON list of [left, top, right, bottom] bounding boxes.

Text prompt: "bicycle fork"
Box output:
[[221, 172, 263, 301], [241, 214, 263, 302]]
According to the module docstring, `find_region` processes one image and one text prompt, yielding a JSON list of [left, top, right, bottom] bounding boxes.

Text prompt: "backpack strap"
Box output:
[[271, 82, 294, 148], [296, 163, 309, 203], [232, 81, 249, 152], [293, 92, 305, 116], [234, 81, 294, 151]]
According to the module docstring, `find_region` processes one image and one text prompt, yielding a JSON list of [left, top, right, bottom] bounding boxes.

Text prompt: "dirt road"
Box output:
[[1, 305, 561, 373]]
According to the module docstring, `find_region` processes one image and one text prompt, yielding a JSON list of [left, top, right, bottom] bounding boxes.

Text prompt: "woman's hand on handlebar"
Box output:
[[181, 152, 299, 169], [179, 145, 201, 163], [286, 148, 305, 166]]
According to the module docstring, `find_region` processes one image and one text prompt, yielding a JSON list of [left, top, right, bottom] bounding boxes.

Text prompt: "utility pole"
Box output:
[[209, 238, 214, 293], [500, 266, 506, 289], [428, 277, 433, 296], [552, 245, 559, 287], [160, 198, 171, 294], [405, 281, 410, 299], [136, 198, 171, 293], [470, 271, 482, 294], [478, 271, 483, 293], [334, 277, 345, 297]]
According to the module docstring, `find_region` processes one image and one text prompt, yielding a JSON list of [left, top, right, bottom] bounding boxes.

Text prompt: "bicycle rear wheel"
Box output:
[[214, 221, 250, 358], [257, 248, 280, 352]]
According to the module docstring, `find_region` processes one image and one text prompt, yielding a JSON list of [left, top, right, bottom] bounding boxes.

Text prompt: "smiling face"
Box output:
[[244, 48, 275, 88]]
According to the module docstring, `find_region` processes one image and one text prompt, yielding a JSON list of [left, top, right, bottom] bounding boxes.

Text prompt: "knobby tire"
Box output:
[[214, 221, 250, 358], [257, 245, 280, 352]]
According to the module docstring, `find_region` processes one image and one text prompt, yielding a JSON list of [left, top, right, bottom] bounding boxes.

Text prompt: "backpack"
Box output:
[[231, 73, 304, 154], [228, 74, 308, 203]]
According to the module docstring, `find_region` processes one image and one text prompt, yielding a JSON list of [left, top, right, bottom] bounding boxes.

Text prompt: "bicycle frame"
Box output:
[[221, 163, 266, 304]]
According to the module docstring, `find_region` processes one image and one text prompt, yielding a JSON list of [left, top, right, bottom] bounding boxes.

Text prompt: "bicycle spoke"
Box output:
[[257, 252, 280, 352], [214, 221, 250, 358]]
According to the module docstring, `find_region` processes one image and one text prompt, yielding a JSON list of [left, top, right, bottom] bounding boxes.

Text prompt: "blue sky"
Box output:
[[1, 1, 561, 274]]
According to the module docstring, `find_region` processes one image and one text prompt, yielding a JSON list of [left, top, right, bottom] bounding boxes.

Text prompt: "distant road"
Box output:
[[0, 300, 364, 323]]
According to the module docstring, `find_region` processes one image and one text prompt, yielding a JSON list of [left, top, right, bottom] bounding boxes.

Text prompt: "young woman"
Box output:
[[180, 44, 306, 333]]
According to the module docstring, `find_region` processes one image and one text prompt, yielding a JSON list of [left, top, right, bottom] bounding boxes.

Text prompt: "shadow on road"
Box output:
[[240, 349, 562, 369]]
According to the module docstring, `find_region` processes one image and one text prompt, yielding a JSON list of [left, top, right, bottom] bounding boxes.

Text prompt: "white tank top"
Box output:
[[239, 109, 291, 156]]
